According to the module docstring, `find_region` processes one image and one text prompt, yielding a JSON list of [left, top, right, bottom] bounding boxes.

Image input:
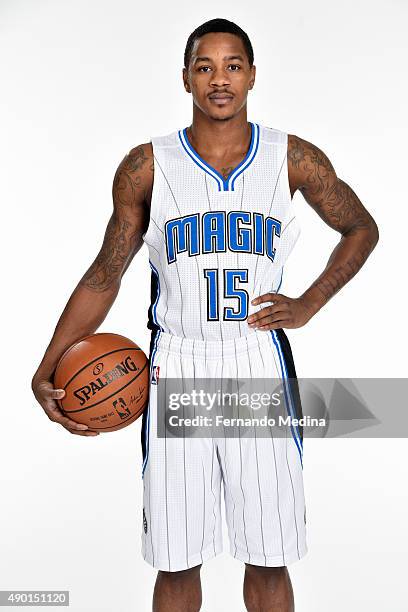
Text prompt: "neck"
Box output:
[[187, 106, 251, 156]]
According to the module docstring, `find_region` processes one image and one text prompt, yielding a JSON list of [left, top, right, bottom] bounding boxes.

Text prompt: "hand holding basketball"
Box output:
[[31, 378, 100, 436], [53, 333, 149, 433], [33, 333, 148, 435]]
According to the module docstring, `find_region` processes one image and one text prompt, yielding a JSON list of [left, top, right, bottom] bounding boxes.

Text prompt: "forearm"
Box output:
[[299, 225, 379, 316], [32, 281, 120, 382]]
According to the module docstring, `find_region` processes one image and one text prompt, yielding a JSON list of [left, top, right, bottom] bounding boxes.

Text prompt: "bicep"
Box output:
[[112, 143, 153, 236], [111, 142, 153, 255]]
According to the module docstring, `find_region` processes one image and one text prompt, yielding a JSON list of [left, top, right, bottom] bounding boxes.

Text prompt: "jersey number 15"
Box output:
[[203, 269, 249, 322]]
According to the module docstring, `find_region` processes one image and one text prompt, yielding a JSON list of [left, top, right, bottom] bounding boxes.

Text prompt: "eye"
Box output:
[[197, 65, 211, 72], [228, 64, 241, 71]]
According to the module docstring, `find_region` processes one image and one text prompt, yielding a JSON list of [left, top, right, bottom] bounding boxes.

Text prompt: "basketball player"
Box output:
[[32, 18, 379, 612]]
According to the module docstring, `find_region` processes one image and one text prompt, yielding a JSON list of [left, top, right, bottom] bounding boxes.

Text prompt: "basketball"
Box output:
[[53, 333, 149, 432]]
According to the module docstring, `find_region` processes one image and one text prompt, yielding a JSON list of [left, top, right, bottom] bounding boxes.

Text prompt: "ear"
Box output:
[[182, 67, 191, 93], [248, 64, 256, 90]]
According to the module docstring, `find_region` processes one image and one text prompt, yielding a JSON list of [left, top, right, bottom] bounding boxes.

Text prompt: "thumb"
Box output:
[[49, 388, 66, 400]]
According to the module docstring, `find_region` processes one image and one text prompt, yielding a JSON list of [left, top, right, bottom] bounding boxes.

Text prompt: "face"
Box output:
[[183, 32, 256, 122]]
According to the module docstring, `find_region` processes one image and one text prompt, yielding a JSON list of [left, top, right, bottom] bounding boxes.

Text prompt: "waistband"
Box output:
[[153, 329, 273, 359]]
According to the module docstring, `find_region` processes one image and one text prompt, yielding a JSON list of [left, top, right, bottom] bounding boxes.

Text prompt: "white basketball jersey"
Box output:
[[142, 122, 300, 341]]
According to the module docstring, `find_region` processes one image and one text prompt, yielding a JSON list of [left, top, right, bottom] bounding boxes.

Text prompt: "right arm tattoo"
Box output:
[[79, 144, 153, 292]]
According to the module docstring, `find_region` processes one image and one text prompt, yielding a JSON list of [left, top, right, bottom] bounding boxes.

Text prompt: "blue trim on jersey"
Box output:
[[270, 330, 303, 466], [230, 123, 260, 190], [178, 122, 260, 192], [148, 260, 164, 331], [179, 130, 223, 191], [142, 328, 161, 477]]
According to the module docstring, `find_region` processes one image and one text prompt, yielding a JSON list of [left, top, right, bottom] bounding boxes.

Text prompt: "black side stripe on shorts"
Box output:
[[274, 328, 304, 443]]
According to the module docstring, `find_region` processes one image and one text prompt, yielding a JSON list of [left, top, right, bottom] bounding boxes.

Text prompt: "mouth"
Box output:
[[208, 93, 234, 106]]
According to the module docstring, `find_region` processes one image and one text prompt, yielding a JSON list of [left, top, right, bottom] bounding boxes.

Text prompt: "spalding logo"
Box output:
[[92, 362, 104, 376], [73, 356, 138, 406]]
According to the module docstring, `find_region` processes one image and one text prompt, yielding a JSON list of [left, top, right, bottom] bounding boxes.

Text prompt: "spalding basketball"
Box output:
[[53, 333, 149, 432]]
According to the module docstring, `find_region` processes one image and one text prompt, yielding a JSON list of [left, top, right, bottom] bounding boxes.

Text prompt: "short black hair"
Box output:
[[184, 18, 254, 70]]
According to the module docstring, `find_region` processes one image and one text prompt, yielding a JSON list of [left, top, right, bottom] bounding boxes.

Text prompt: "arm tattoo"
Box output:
[[321, 179, 373, 234], [79, 215, 133, 292], [112, 145, 150, 209], [311, 239, 373, 302], [288, 135, 373, 234], [79, 145, 152, 292], [289, 135, 379, 306]]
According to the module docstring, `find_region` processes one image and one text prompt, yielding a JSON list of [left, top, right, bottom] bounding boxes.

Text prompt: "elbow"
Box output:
[[369, 219, 380, 250]]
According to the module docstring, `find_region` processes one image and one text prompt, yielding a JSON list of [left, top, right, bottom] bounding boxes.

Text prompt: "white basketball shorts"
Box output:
[[140, 328, 307, 572]]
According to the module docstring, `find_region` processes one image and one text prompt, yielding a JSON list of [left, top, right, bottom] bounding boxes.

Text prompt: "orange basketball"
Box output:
[[53, 333, 149, 432]]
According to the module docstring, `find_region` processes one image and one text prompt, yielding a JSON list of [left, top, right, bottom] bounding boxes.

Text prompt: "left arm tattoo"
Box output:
[[288, 134, 379, 312]]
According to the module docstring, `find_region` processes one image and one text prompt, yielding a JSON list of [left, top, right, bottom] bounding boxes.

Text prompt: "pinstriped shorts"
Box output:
[[140, 329, 307, 572]]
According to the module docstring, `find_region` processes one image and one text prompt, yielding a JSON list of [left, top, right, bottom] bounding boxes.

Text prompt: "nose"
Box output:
[[209, 67, 231, 88]]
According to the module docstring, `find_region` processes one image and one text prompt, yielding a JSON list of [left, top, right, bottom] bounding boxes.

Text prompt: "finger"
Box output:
[[45, 406, 89, 431], [248, 303, 289, 325], [44, 388, 66, 400], [253, 313, 292, 329], [35, 379, 66, 398], [60, 415, 90, 431], [64, 427, 100, 436], [258, 317, 294, 331], [251, 293, 284, 307]]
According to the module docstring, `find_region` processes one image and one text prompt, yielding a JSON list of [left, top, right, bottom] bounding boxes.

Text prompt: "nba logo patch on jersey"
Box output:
[[151, 365, 160, 385]]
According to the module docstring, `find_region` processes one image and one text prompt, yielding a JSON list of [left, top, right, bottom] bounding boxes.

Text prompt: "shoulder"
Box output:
[[123, 142, 153, 171], [117, 126, 181, 193], [115, 142, 154, 183], [287, 134, 334, 170], [113, 142, 154, 205], [287, 134, 336, 192]]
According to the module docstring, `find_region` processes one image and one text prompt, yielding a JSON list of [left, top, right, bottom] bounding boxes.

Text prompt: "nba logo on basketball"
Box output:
[[151, 366, 160, 385], [112, 396, 131, 419]]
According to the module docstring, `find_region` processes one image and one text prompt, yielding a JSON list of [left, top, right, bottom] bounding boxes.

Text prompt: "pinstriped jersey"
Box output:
[[142, 122, 300, 342]]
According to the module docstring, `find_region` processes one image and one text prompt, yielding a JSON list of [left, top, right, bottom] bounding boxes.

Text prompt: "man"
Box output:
[[32, 17, 379, 612]]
